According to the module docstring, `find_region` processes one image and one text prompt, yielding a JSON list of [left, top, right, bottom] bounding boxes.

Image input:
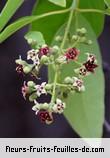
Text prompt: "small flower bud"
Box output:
[[32, 103, 41, 111], [72, 35, 78, 41], [23, 65, 33, 74], [77, 28, 87, 36], [55, 36, 62, 42], [64, 77, 73, 84], [50, 45, 59, 54], [27, 38, 33, 44], [80, 37, 87, 43], [87, 40, 93, 45], [56, 56, 67, 64], [29, 93, 37, 102], [27, 81, 36, 87], [45, 84, 52, 91], [41, 103, 49, 110], [15, 59, 27, 66], [40, 55, 49, 64]]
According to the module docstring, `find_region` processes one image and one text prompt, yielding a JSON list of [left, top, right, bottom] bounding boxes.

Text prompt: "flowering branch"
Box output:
[[15, 0, 99, 125]]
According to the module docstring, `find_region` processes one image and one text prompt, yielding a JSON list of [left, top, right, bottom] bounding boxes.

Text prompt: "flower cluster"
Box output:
[[15, 28, 98, 124]]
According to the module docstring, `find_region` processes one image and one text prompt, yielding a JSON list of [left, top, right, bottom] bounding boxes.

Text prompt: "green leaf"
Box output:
[[31, 0, 71, 44], [0, 0, 105, 43], [31, 0, 104, 44], [25, 31, 45, 46], [49, 14, 104, 138], [48, 0, 66, 7], [79, 0, 105, 36], [104, 0, 110, 7], [0, 8, 70, 43], [0, 0, 24, 32]]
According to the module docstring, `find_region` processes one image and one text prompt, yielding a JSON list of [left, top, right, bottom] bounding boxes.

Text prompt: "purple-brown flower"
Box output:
[[16, 64, 24, 74], [65, 47, 80, 61], [38, 111, 53, 124], [39, 46, 50, 56], [21, 82, 29, 99]]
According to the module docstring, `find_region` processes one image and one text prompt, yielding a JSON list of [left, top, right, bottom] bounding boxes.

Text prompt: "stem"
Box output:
[[76, 8, 105, 14], [56, 83, 71, 88], [50, 0, 80, 103], [60, 0, 79, 50], [51, 68, 58, 103]]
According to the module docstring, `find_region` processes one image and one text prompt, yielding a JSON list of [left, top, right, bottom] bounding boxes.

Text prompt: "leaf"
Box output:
[[49, 14, 104, 138], [25, 31, 45, 46], [31, 0, 72, 44], [48, 0, 66, 7], [0, 0, 24, 32], [0, 8, 70, 43], [79, 0, 105, 36], [104, 0, 110, 8], [0, 0, 105, 43], [31, 0, 105, 44]]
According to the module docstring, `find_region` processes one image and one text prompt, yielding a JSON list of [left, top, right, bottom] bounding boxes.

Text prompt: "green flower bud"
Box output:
[[15, 59, 27, 66], [41, 55, 49, 64], [41, 103, 49, 110], [64, 77, 73, 84], [23, 65, 33, 74], [80, 37, 87, 43], [29, 93, 37, 102], [27, 38, 37, 45], [74, 68, 80, 74], [45, 84, 52, 91], [51, 45, 59, 54], [80, 28, 87, 34], [87, 40, 93, 45], [27, 81, 36, 87], [55, 36, 62, 42], [27, 38, 33, 44], [72, 35, 78, 41], [77, 28, 87, 36], [56, 56, 67, 64]]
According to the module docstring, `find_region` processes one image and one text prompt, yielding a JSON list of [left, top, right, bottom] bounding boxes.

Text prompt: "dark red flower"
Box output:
[[21, 82, 29, 99], [39, 46, 50, 56], [83, 61, 98, 73], [38, 111, 53, 124], [65, 47, 80, 61], [16, 64, 23, 74]]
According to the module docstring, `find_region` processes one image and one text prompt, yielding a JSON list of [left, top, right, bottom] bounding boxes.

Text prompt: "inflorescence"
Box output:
[[15, 28, 98, 124]]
